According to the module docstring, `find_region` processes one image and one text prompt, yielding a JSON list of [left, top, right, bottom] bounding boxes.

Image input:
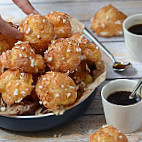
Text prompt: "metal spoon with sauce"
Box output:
[[83, 27, 132, 71]]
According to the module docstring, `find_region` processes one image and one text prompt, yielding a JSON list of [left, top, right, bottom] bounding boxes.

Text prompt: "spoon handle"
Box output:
[[129, 77, 142, 99], [83, 27, 116, 63]]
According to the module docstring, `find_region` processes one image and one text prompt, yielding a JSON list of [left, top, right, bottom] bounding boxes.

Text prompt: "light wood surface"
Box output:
[[1, 0, 142, 141]]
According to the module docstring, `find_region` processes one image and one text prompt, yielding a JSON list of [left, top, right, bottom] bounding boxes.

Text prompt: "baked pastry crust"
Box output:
[[46, 11, 71, 39], [0, 33, 17, 55], [90, 125, 128, 142], [69, 61, 89, 84], [0, 60, 3, 76], [0, 70, 33, 105], [70, 33, 101, 63], [90, 4, 127, 37], [0, 42, 45, 73], [35, 71, 77, 111], [19, 14, 54, 53], [44, 38, 81, 73], [0, 22, 17, 55]]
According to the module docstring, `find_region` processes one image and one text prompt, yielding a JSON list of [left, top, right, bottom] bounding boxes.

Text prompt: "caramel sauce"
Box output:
[[107, 91, 141, 106], [128, 24, 142, 35], [113, 63, 126, 69]]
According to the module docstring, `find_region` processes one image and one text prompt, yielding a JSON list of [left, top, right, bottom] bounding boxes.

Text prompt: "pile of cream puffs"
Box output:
[[0, 11, 102, 115]]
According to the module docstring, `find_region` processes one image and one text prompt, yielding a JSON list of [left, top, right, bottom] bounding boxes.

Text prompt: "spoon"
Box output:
[[129, 77, 142, 101], [83, 27, 132, 72]]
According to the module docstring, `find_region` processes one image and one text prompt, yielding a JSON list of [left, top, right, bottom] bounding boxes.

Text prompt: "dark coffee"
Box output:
[[128, 24, 142, 35], [107, 91, 141, 106]]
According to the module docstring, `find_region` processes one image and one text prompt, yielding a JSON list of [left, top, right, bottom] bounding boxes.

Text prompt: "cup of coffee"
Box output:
[[101, 79, 142, 133], [123, 14, 142, 61]]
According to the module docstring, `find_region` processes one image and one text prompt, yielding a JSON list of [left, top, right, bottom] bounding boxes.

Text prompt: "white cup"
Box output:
[[101, 79, 142, 133], [123, 14, 142, 61]]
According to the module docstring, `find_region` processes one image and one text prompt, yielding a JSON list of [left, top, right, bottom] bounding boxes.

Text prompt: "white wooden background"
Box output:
[[0, 0, 142, 141]]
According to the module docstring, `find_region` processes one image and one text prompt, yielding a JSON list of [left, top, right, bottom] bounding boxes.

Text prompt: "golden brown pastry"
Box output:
[[35, 71, 77, 111], [46, 11, 71, 39], [70, 33, 101, 63], [90, 125, 128, 142], [0, 70, 33, 105], [69, 61, 89, 84], [0, 34, 17, 55], [19, 14, 54, 53], [0, 42, 45, 73], [0, 22, 17, 55], [90, 4, 127, 37], [0, 60, 3, 76], [44, 38, 81, 73]]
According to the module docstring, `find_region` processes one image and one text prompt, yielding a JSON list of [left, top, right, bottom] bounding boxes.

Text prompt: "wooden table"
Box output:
[[1, 0, 142, 141]]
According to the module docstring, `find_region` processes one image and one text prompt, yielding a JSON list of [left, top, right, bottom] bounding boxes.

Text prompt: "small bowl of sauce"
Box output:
[[101, 79, 142, 133], [123, 14, 142, 61]]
